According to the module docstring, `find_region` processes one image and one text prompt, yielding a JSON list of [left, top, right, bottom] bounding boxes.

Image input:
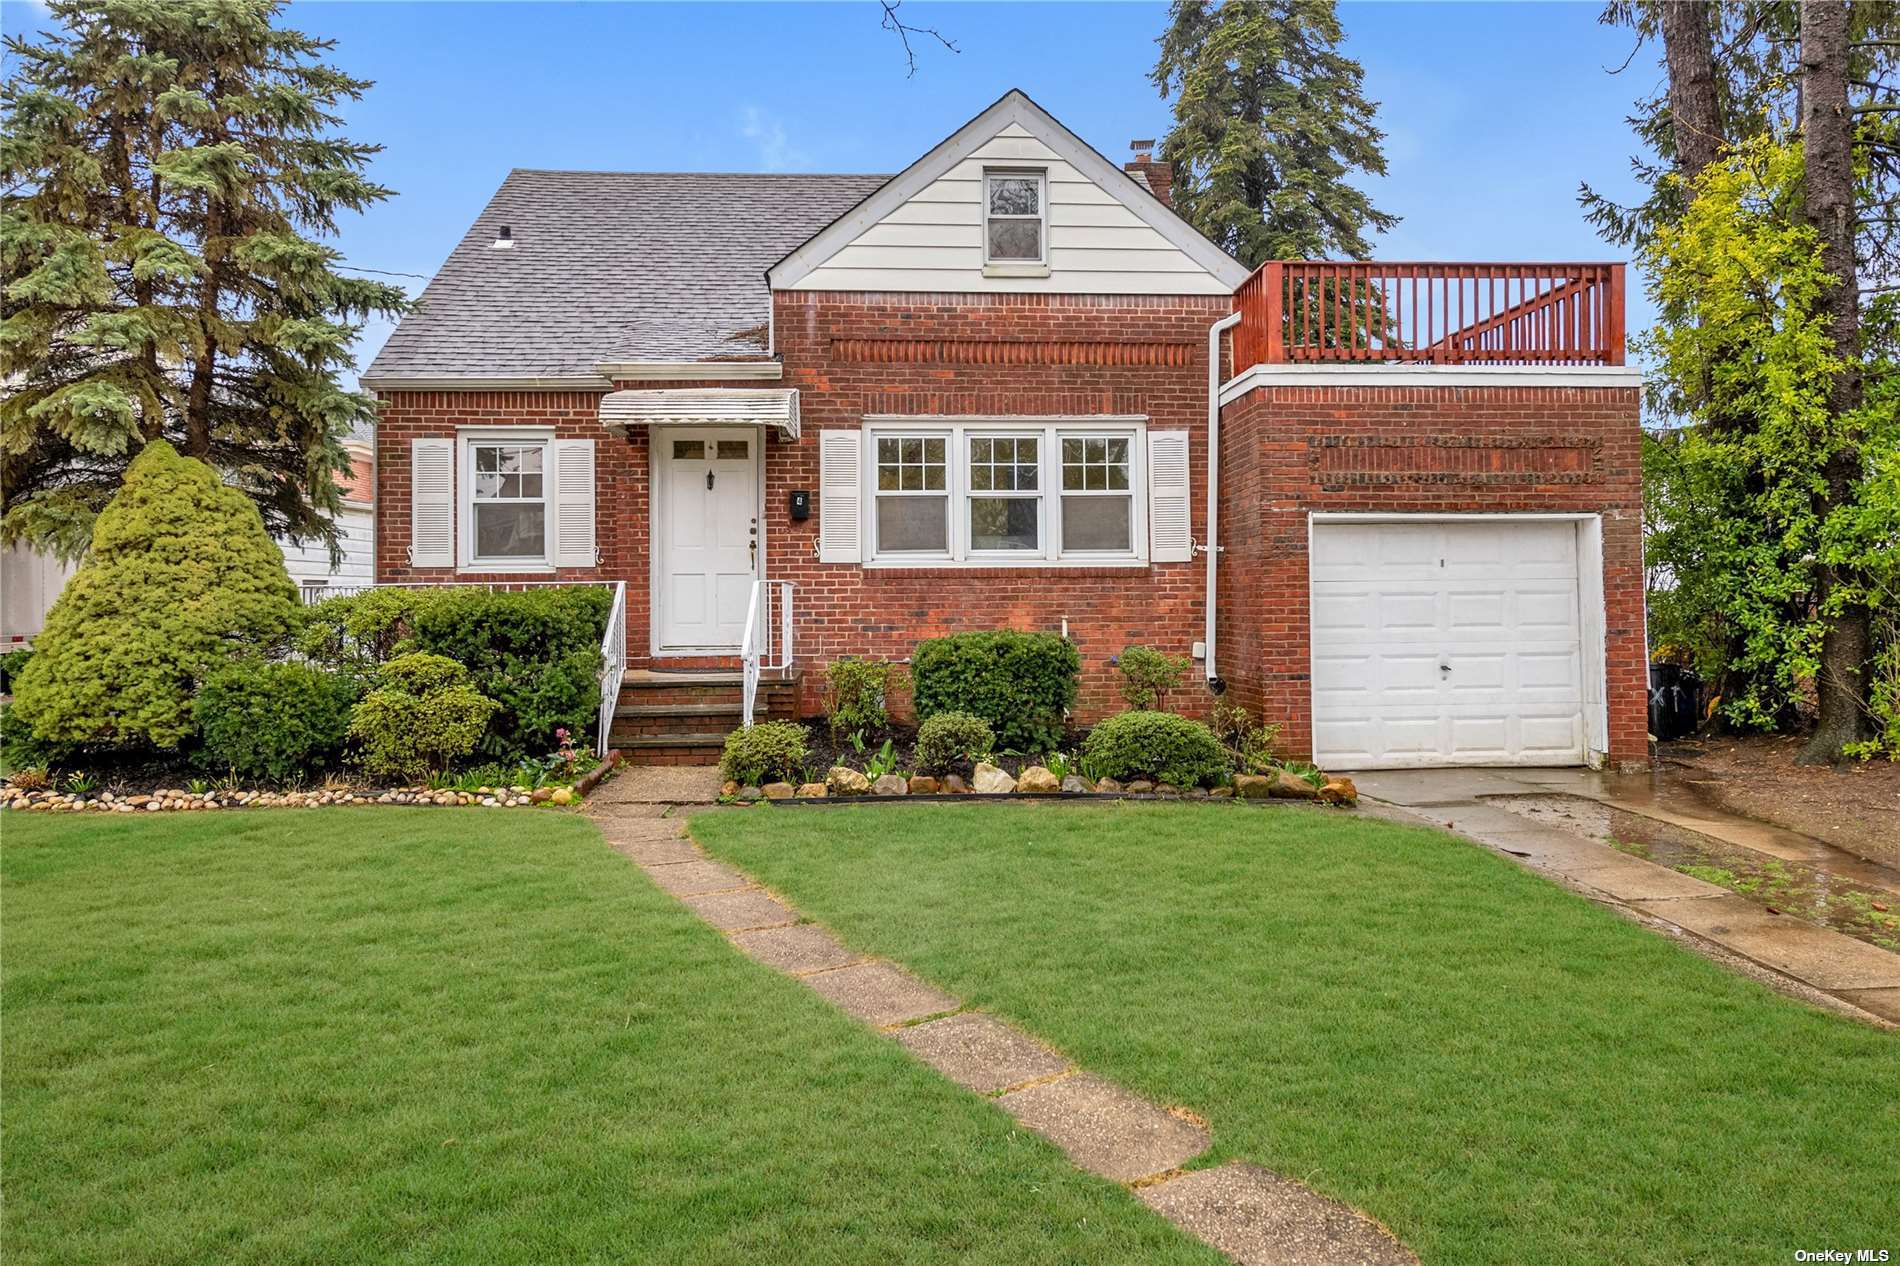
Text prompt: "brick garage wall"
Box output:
[[770, 290, 1231, 720], [1214, 383, 1648, 768]]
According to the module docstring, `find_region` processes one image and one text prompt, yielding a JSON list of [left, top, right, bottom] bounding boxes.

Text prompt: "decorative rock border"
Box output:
[[1, 751, 622, 815], [720, 762, 1358, 808]]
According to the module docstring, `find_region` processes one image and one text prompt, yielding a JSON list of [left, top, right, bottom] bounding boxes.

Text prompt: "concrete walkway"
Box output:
[[1353, 768, 1900, 1026], [589, 789, 1417, 1266]]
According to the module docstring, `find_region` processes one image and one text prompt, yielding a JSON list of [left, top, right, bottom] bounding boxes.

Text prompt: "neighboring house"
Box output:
[[0, 444, 376, 645], [361, 90, 1646, 771]]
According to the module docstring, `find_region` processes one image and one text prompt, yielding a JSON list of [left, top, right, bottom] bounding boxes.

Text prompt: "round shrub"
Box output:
[[913, 711, 994, 772], [194, 661, 359, 783], [910, 630, 1079, 753], [1082, 710, 1231, 787], [823, 657, 900, 739], [348, 653, 497, 782], [12, 440, 297, 749], [720, 720, 809, 786]]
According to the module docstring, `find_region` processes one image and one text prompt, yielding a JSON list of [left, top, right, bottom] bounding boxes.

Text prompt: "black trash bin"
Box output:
[[1648, 663, 1702, 741]]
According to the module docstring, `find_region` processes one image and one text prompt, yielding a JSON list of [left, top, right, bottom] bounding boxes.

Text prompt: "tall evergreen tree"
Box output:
[[1, 0, 407, 560], [1151, 0, 1397, 266]]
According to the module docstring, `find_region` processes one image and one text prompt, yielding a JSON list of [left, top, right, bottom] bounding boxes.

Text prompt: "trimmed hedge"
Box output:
[[913, 711, 994, 772], [910, 631, 1079, 752], [300, 585, 612, 761], [194, 661, 359, 784], [349, 653, 497, 782], [1082, 710, 1231, 788], [720, 721, 809, 786]]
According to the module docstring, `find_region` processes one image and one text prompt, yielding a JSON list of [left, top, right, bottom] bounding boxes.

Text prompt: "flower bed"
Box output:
[[721, 760, 1357, 807], [1, 752, 621, 814]]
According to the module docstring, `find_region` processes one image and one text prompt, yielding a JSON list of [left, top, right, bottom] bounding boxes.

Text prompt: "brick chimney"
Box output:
[[1124, 139, 1173, 209]]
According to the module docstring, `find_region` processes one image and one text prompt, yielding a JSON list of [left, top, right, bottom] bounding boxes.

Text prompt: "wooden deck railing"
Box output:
[[1232, 261, 1625, 370]]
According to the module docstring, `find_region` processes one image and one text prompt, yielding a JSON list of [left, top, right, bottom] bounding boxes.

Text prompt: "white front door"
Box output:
[[1310, 519, 1587, 769], [656, 429, 760, 651]]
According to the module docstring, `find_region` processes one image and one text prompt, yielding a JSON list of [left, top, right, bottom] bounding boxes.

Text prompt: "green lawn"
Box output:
[[1, 808, 1221, 1266], [695, 801, 1900, 1266]]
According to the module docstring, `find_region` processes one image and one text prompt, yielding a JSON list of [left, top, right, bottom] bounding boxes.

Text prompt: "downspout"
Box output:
[[1203, 309, 1243, 687]]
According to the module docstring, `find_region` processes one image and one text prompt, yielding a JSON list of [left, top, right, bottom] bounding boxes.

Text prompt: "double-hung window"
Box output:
[[866, 421, 1146, 565], [983, 169, 1046, 266], [461, 431, 552, 567]]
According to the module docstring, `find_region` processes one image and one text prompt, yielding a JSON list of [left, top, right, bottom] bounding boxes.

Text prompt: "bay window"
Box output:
[[867, 421, 1147, 565]]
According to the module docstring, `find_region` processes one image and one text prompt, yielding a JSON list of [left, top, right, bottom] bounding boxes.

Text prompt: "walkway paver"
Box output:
[[587, 783, 1421, 1266], [680, 887, 799, 931], [640, 858, 750, 897], [730, 923, 865, 975], [997, 1073, 1209, 1183], [895, 1012, 1070, 1094], [1836, 987, 1900, 1024], [1138, 1163, 1418, 1266], [801, 961, 959, 1027]]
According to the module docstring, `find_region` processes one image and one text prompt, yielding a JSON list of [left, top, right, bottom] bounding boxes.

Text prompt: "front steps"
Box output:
[[610, 670, 802, 765]]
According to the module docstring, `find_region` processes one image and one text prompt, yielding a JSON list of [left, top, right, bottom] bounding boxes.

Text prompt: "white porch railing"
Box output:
[[595, 580, 627, 757], [739, 579, 795, 727], [293, 580, 626, 757]]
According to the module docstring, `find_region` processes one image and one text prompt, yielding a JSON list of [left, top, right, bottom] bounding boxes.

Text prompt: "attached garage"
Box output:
[[1308, 516, 1607, 770]]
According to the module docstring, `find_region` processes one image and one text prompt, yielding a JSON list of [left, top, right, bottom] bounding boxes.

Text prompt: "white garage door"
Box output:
[[1310, 519, 1586, 769]]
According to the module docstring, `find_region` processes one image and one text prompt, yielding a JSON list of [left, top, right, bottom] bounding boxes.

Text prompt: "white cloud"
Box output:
[[737, 106, 808, 173]]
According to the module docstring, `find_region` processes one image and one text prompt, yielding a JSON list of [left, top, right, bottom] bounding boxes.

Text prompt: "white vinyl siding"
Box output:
[[280, 507, 375, 595], [793, 123, 1230, 295]]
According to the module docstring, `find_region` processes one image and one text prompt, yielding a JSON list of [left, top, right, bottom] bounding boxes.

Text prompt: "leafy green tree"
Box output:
[[11, 439, 298, 749], [1151, 0, 1397, 266], [1639, 136, 1898, 742], [0, 0, 407, 561]]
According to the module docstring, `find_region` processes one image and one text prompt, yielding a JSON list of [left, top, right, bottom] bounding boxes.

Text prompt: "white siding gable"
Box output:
[[773, 92, 1245, 296]]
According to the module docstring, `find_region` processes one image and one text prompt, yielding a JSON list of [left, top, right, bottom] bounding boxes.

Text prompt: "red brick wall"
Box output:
[[1213, 382, 1648, 768], [770, 290, 1230, 718]]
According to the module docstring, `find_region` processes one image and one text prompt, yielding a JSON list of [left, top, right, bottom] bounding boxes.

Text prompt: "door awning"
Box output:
[[599, 388, 799, 439]]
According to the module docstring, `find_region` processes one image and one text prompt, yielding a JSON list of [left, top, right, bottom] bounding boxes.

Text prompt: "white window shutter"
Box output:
[[552, 439, 596, 568], [818, 430, 862, 563], [1147, 430, 1192, 563], [410, 439, 454, 568]]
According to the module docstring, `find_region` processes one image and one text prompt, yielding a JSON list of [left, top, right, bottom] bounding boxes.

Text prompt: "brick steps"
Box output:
[[609, 671, 801, 765]]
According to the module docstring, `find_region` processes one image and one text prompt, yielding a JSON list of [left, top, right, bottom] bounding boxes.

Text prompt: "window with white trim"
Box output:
[[461, 431, 552, 567], [983, 169, 1046, 264], [867, 421, 1147, 565]]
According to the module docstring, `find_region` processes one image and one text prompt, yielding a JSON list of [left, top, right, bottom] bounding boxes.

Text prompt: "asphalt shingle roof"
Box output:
[[364, 170, 891, 381]]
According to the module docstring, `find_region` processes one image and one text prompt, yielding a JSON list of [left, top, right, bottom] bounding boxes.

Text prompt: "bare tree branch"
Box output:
[[878, 0, 958, 78]]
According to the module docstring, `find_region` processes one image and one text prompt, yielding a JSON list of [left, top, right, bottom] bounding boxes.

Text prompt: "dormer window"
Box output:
[[983, 169, 1046, 265]]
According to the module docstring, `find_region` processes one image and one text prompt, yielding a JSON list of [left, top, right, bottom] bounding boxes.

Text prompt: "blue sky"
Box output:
[[1, 1, 1665, 378]]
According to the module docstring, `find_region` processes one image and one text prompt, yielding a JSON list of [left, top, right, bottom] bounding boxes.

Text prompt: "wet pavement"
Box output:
[[1351, 767, 1900, 1025]]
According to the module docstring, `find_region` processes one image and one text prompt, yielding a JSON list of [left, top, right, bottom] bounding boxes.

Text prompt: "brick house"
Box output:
[[361, 90, 1645, 770]]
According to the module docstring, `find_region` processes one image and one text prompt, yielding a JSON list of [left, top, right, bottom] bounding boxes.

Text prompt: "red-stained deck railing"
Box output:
[[1232, 261, 1625, 371]]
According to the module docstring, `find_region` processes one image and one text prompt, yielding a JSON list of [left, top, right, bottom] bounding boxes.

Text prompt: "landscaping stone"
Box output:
[[730, 924, 865, 975], [1127, 780, 1155, 794], [1154, 783, 1182, 797], [997, 1072, 1208, 1183], [795, 782, 828, 798], [942, 774, 972, 794], [1138, 1163, 1419, 1266], [641, 859, 750, 898], [1318, 776, 1359, 806], [972, 763, 1016, 795], [1015, 766, 1060, 794], [1060, 774, 1094, 794], [1095, 777, 1123, 794], [1269, 771, 1320, 800], [827, 766, 871, 796], [1186, 787, 1209, 800], [872, 774, 909, 796], [908, 775, 940, 795], [894, 1012, 1070, 1094], [680, 887, 799, 932], [720, 780, 739, 797], [737, 785, 762, 801], [1209, 786, 1234, 799], [761, 782, 795, 800], [801, 962, 959, 1027]]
